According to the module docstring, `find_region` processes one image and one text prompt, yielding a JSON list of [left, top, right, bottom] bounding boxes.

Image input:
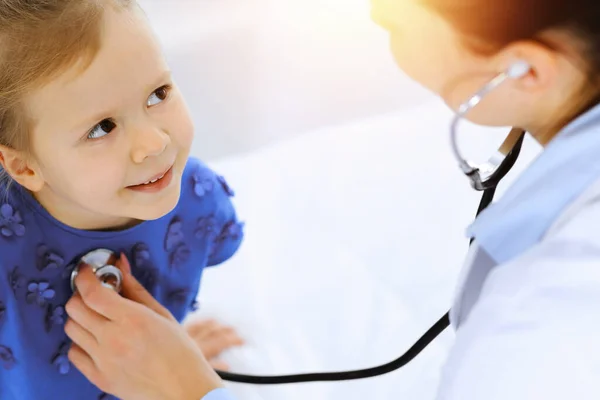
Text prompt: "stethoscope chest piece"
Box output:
[[70, 249, 123, 293]]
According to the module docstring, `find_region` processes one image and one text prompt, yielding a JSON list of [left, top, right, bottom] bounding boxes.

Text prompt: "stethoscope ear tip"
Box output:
[[507, 60, 531, 79]]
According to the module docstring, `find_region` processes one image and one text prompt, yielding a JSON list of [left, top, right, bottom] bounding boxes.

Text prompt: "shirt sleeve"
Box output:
[[202, 388, 237, 400], [205, 173, 244, 267], [436, 239, 600, 400], [186, 157, 244, 267]]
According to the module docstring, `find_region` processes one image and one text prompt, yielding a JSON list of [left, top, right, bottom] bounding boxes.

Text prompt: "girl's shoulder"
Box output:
[[179, 156, 237, 208], [172, 156, 244, 267]]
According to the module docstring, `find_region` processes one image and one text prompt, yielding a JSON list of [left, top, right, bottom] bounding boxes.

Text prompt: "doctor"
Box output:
[[64, 0, 600, 399]]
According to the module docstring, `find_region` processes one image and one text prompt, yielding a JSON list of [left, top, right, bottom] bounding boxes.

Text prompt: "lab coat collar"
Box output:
[[466, 102, 600, 264]]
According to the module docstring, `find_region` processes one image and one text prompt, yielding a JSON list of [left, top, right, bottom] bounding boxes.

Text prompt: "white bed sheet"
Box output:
[[189, 100, 542, 400]]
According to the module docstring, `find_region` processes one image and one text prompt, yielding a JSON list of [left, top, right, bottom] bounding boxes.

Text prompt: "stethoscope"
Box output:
[[70, 61, 531, 385]]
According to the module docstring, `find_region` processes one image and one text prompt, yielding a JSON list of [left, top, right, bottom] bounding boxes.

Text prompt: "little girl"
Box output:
[[0, 1, 243, 399]]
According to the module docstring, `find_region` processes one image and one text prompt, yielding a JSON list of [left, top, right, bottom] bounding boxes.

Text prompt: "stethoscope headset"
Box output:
[[71, 61, 530, 385]]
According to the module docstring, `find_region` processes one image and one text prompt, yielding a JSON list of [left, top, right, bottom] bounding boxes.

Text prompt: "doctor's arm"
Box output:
[[64, 254, 235, 400]]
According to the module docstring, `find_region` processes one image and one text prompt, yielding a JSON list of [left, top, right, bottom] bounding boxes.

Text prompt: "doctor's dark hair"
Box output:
[[426, 0, 600, 115], [0, 0, 135, 186]]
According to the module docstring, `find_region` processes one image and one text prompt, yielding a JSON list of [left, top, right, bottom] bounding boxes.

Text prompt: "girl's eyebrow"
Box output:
[[67, 69, 173, 133], [146, 70, 173, 93]]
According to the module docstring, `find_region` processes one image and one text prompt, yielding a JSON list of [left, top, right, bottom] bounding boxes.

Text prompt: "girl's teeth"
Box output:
[[143, 174, 164, 185]]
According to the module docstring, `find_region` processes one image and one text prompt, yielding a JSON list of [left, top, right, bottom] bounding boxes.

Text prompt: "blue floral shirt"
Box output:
[[0, 157, 244, 399]]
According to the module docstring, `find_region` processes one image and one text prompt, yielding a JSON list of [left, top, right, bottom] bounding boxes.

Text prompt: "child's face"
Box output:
[[24, 7, 194, 230]]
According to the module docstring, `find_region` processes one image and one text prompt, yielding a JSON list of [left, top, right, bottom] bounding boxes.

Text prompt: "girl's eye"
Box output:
[[88, 118, 116, 140], [147, 85, 171, 107]]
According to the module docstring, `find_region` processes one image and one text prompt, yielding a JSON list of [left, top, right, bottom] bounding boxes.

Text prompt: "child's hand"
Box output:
[[184, 319, 244, 371]]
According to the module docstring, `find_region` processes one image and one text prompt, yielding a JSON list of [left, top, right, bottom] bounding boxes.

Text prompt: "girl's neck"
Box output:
[[30, 187, 139, 232]]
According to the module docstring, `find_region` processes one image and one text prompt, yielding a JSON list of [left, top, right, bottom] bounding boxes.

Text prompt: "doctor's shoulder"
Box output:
[[489, 174, 600, 333], [438, 178, 600, 400]]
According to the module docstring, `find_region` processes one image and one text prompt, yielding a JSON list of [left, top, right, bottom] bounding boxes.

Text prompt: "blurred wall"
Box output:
[[139, 0, 433, 160]]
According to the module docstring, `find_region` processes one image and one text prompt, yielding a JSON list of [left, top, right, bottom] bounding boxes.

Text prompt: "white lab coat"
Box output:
[[436, 174, 600, 399]]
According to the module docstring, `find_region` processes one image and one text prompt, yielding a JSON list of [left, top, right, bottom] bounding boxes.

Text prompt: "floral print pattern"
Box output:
[[0, 204, 25, 238], [36, 245, 64, 272], [132, 243, 159, 294], [165, 217, 190, 269], [195, 215, 218, 240], [167, 288, 189, 305], [26, 281, 55, 307], [192, 169, 215, 198], [164, 217, 185, 252], [220, 221, 245, 242], [217, 175, 235, 197], [51, 343, 70, 375], [8, 266, 25, 296], [0, 345, 16, 370], [45, 305, 66, 332]]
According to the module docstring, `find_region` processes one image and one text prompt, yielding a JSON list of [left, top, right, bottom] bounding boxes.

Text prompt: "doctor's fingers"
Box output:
[[74, 266, 123, 321], [118, 253, 176, 322], [64, 317, 99, 357], [66, 293, 110, 335], [68, 344, 108, 394]]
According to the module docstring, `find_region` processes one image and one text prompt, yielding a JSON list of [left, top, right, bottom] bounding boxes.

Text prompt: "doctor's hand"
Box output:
[[64, 253, 224, 400]]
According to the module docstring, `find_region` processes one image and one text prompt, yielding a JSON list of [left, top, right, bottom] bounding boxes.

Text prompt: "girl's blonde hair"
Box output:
[[0, 0, 134, 184]]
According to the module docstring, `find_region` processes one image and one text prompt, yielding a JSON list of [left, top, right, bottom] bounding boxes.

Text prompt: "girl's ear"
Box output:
[[0, 146, 45, 192]]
